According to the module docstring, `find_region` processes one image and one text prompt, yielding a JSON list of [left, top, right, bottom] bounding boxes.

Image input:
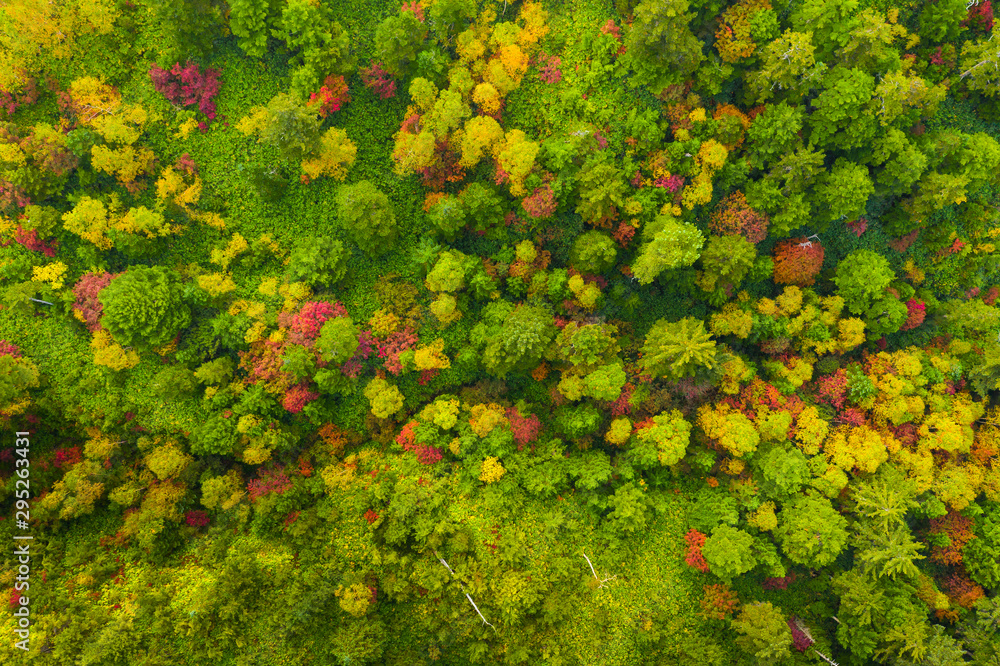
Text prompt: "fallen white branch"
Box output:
[[811, 648, 840, 666], [582, 552, 617, 588], [435, 551, 496, 633]]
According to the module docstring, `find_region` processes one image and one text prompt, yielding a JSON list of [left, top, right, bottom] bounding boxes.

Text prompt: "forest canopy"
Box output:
[[2, 0, 1000, 663]]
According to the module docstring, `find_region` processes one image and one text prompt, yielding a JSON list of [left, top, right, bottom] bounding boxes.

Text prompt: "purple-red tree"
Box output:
[[149, 62, 222, 123], [360, 62, 397, 99]]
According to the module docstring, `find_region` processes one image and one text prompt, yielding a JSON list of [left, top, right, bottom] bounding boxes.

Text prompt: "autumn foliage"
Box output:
[[684, 529, 710, 572], [709, 191, 769, 244], [772, 237, 825, 287], [149, 62, 222, 124]]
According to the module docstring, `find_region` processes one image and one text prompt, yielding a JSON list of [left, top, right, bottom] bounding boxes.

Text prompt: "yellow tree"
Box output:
[[301, 127, 357, 181], [697, 403, 760, 458], [458, 115, 504, 168]]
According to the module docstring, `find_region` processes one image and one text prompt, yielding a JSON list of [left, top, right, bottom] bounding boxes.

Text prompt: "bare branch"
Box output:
[[434, 551, 496, 633], [582, 552, 617, 588]]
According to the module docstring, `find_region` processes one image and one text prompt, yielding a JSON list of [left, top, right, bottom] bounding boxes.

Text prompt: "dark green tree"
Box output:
[[624, 0, 705, 93], [484, 304, 556, 377], [374, 11, 427, 77]]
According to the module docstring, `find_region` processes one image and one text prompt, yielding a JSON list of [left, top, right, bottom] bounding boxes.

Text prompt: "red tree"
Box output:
[[899, 299, 926, 331], [149, 62, 222, 122], [360, 62, 397, 99], [772, 236, 824, 286], [308, 75, 351, 117], [684, 529, 710, 572], [521, 184, 557, 219], [507, 407, 541, 449], [72, 272, 117, 332], [709, 191, 769, 243]]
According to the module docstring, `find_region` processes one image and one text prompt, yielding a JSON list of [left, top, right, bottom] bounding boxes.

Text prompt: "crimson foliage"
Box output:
[[150, 62, 223, 123]]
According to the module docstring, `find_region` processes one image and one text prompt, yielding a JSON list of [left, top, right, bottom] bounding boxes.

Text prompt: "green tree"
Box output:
[[605, 482, 653, 536], [731, 602, 794, 662], [459, 182, 504, 233], [316, 317, 359, 365], [551, 322, 620, 370], [287, 236, 349, 288], [702, 525, 757, 581], [260, 93, 322, 162], [194, 357, 233, 385], [229, 0, 280, 58], [151, 366, 197, 401], [853, 522, 926, 580], [149, 0, 225, 66], [191, 413, 238, 455], [697, 234, 756, 293], [754, 444, 809, 500], [570, 231, 618, 274], [833, 249, 895, 315], [629, 410, 692, 468], [873, 128, 928, 196], [965, 502, 1000, 589], [335, 181, 398, 256], [484, 304, 557, 377], [873, 70, 946, 130], [851, 464, 919, 534], [632, 217, 704, 284], [775, 493, 849, 567], [808, 67, 876, 149], [960, 26, 1000, 101], [789, 0, 860, 62], [745, 101, 804, 170], [575, 155, 628, 225], [428, 0, 477, 42], [624, 0, 705, 94], [0, 354, 39, 408], [275, 0, 354, 95], [747, 30, 826, 104], [863, 296, 908, 338], [426, 195, 466, 240], [918, 0, 967, 43], [814, 159, 873, 227], [425, 250, 473, 293], [99, 266, 191, 349], [640, 317, 718, 381]]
